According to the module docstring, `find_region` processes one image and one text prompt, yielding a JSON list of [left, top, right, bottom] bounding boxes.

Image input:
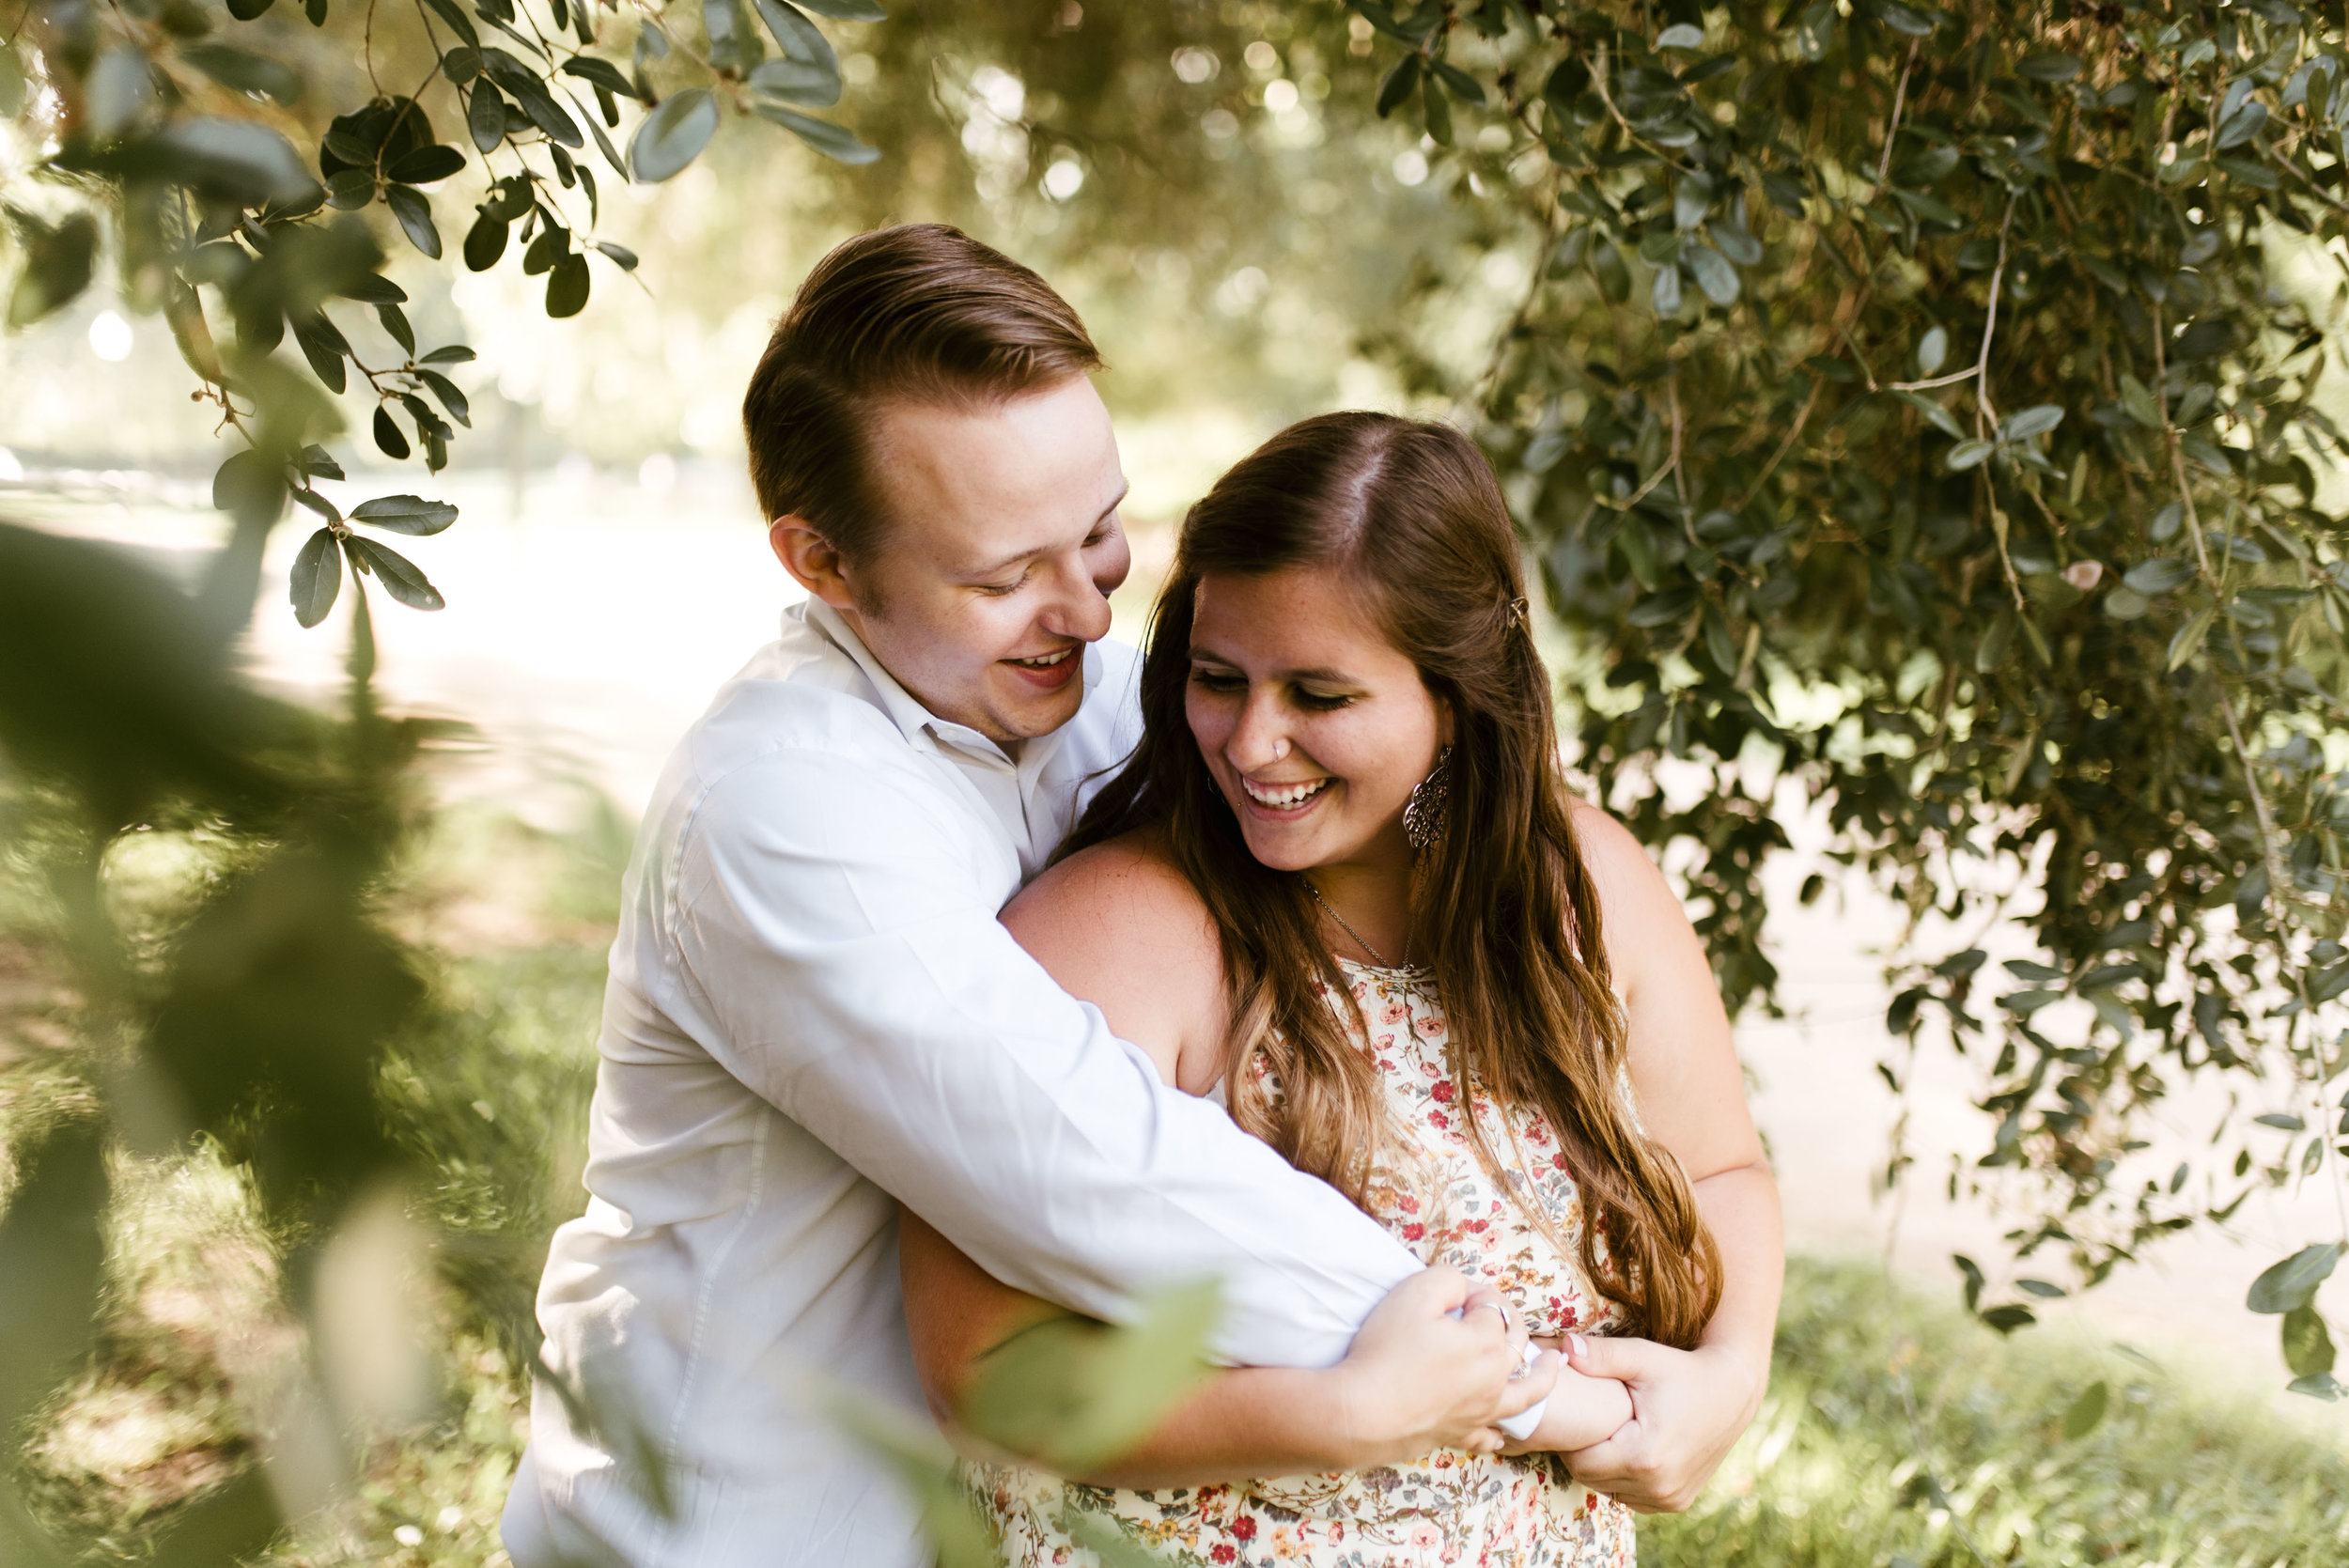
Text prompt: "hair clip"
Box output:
[[1509, 597, 1532, 629]]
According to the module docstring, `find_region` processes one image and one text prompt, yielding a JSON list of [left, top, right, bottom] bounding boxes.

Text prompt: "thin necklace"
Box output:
[[1305, 878, 1403, 969]]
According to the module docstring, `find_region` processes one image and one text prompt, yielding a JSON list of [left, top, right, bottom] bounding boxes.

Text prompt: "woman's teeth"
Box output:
[[1242, 776, 1331, 810], [1008, 647, 1075, 668]]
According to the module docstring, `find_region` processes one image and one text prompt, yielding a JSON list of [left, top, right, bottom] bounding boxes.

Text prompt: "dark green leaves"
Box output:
[[341, 536, 444, 610], [384, 183, 442, 257], [2123, 557, 2197, 595], [750, 102, 879, 163], [630, 86, 719, 182], [180, 43, 304, 104], [4, 209, 98, 326], [2249, 1244, 2343, 1314], [385, 143, 466, 183], [1377, 53, 1422, 117], [350, 495, 459, 535], [750, 57, 841, 108], [547, 252, 590, 317], [2015, 52, 2081, 81], [754, 0, 838, 72], [2061, 1379, 2108, 1439], [289, 526, 342, 626]]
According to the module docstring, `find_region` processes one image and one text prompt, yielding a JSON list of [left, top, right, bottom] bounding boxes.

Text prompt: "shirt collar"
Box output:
[[799, 598, 1100, 771]]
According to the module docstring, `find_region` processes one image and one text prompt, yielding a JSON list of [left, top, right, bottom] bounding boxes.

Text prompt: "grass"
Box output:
[[5, 800, 2348, 1567]]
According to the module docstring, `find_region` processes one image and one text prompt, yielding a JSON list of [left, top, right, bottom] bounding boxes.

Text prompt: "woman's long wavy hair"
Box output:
[[1066, 411, 1720, 1348]]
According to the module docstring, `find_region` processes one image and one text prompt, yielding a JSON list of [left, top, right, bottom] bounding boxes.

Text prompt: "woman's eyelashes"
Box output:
[[1187, 667, 1358, 711]]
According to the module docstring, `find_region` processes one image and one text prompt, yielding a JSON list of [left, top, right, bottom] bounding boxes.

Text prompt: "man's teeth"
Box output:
[[1243, 777, 1331, 809], [1009, 647, 1075, 668]]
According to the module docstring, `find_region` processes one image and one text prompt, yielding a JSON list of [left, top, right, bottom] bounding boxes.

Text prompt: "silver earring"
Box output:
[[1404, 746, 1454, 853]]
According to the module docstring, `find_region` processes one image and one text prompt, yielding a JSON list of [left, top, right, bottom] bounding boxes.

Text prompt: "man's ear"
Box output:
[[770, 517, 861, 610]]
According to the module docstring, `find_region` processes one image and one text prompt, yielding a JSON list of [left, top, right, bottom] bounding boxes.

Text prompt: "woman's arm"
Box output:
[[900, 1207, 1554, 1487], [1551, 802, 1785, 1509], [897, 833, 1556, 1485]]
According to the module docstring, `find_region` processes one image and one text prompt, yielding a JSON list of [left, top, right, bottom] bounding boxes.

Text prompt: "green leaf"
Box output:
[[2016, 1278, 2068, 1298], [350, 494, 459, 536], [1592, 241, 1630, 303], [180, 42, 305, 104], [416, 370, 471, 427], [2285, 1307, 2337, 1377], [2001, 404, 2064, 441], [342, 535, 445, 609], [791, 0, 883, 17], [2061, 1379, 2108, 1439], [373, 406, 412, 460], [2167, 605, 2215, 671], [750, 102, 880, 163], [1377, 52, 1423, 117], [385, 143, 466, 184], [2016, 51, 2082, 81], [1915, 325, 1949, 377], [2123, 557, 2196, 595], [1685, 244, 1738, 305], [1652, 259, 1684, 317], [468, 82, 508, 151], [2216, 100, 2269, 149], [1981, 1304, 2037, 1334], [5, 211, 99, 327], [593, 240, 639, 270], [1946, 438, 1994, 472], [749, 56, 843, 107], [289, 526, 343, 627], [2289, 1372, 2347, 1401], [2003, 958, 2065, 981], [1432, 60, 1486, 104], [560, 54, 639, 98], [463, 212, 508, 271], [1421, 71, 1454, 146], [1657, 22, 1704, 47], [754, 0, 839, 71], [212, 448, 288, 527], [546, 252, 591, 317], [631, 86, 721, 182], [2248, 1243, 2344, 1314], [417, 0, 481, 47], [418, 344, 475, 365], [383, 183, 443, 258]]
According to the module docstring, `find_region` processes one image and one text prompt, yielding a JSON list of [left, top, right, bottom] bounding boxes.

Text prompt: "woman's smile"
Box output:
[[1239, 773, 1335, 816]]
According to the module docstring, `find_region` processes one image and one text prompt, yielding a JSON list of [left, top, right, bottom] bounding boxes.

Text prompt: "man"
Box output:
[[500, 225, 1441, 1568]]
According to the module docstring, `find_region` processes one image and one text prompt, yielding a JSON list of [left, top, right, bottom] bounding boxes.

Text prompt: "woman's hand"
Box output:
[[1499, 1336, 1634, 1456], [1327, 1265, 1560, 1467], [1556, 1334, 1766, 1512]]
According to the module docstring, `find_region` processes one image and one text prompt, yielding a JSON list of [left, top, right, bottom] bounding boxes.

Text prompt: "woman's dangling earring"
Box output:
[[1404, 745, 1454, 853]]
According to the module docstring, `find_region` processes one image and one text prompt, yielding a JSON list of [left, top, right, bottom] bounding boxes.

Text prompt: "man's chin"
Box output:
[[987, 682, 1086, 742]]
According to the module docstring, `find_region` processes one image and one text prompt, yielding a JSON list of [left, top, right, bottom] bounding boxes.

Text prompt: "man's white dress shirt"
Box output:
[[503, 602, 1420, 1568]]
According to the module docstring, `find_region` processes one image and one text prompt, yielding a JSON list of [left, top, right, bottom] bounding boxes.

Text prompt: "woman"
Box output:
[[901, 411, 1781, 1564]]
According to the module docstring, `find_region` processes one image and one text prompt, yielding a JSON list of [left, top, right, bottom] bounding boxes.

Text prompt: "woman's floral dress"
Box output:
[[965, 959, 1638, 1568]]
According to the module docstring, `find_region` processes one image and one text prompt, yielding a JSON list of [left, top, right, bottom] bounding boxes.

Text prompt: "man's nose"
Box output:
[[1040, 555, 1113, 644]]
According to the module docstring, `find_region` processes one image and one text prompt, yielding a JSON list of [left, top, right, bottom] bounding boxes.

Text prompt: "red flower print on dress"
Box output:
[[961, 957, 1637, 1568]]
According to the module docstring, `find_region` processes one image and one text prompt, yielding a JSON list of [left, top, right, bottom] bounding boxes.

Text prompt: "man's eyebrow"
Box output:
[[959, 481, 1132, 578]]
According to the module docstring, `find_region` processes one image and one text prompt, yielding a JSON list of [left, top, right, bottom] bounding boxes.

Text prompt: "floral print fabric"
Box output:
[[966, 960, 1637, 1568]]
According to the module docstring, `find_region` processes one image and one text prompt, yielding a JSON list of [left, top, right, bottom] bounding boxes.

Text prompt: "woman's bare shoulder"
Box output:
[[1003, 831, 1226, 1085]]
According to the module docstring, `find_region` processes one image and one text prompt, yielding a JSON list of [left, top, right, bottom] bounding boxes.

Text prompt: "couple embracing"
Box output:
[[502, 224, 1781, 1568]]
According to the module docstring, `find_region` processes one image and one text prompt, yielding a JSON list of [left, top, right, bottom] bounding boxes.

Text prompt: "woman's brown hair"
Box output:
[[1066, 411, 1721, 1348]]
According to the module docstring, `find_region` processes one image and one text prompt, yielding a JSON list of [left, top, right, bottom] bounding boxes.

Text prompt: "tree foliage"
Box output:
[[1329, 0, 2349, 1391]]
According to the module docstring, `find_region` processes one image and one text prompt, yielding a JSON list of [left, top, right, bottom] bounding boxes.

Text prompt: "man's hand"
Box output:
[[1557, 1334, 1766, 1513]]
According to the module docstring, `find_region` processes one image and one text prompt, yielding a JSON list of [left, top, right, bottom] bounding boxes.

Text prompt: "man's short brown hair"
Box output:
[[741, 224, 1102, 560]]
